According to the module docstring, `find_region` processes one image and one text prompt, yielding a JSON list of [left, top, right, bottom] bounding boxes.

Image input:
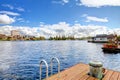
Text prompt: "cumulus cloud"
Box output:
[[0, 22, 120, 38], [80, 0, 120, 7], [82, 14, 108, 22], [52, 0, 120, 7], [0, 11, 20, 16], [0, 14, 15, 24]]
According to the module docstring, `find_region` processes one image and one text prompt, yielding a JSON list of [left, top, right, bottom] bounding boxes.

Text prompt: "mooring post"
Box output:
[[89, 61, 103, 80]]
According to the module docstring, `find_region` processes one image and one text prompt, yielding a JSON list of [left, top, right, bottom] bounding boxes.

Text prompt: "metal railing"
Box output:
[[39, 57, 60, 80], [40, 60, 48, 80], [50, 57, 60, 78]]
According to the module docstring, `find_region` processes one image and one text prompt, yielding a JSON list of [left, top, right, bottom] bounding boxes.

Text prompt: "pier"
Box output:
[[45, 63, 120, 80]]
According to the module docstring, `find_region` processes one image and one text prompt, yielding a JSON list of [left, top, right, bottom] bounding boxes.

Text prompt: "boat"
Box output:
[[102, 34, 120, 53], [102, 43, 120, 53]]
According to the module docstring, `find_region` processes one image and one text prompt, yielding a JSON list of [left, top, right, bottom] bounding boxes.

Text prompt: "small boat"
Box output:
[[102, 34, 120, 53], [102, 44, 120, 53]]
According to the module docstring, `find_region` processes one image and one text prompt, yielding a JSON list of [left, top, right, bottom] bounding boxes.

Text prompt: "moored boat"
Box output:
[[102, 34, 120, 53], [102, 43, 120, 53]]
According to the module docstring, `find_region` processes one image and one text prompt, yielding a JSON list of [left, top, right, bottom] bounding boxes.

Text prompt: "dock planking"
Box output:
[[45, 63, 120, 80]]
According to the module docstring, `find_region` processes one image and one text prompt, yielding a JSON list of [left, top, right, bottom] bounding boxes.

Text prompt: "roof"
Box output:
[[95, 34, 115, 38]]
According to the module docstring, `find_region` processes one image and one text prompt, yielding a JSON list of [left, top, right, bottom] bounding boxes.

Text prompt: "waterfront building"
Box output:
[[88, 34, 115, 43], [11, 30, 20, 36], [0, 34, 7, 40], [11, 30, 21, 40]]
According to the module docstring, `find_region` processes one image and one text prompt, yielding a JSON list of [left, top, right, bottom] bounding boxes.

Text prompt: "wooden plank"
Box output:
[[46, 63, 88, 80], [63, 69, 87, 80], [45, 63, 120, 80], [79, 75, 89, 80], [102, 70, 114, 80], [110, 71, 119, 80], [71, 69, 88, 80], [46, 64, 81, 80], [86, 76, 96, 80], [79, 75, 98, 80], [104, 69, 108, 75], [58, 64, 88, 80], [117, 72, 120, 80]]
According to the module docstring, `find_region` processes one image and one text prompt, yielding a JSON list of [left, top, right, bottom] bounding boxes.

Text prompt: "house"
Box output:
[[88, 34, 115, 43], [11, 30, 22, 40], [0, 34, 7, 40], [11, 30, 20, 36]]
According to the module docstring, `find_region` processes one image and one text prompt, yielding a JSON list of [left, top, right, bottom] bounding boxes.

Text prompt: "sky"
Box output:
[[0, 0, 120, 38]]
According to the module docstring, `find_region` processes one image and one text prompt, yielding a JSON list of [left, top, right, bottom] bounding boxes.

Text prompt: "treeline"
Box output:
[[49, 36, 75, 40], [118, 35, 120, 41], [28, 36, 46, 40], [2, 34, 120, 41], [0, 35, 93, 41], [48, 36, 92, 40]]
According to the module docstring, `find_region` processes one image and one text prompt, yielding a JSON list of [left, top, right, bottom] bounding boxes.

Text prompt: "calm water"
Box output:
[[0, 41, 120, 80]]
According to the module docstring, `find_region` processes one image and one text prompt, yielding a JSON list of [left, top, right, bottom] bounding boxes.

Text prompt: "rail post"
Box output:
[[40, 60, 48, 80], [50, 57, 60, 78]]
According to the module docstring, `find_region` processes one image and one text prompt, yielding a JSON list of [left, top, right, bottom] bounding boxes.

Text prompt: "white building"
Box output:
[[11, 30, 20, 36], [93, 34, 108, 42], [89, 34, 115, 43]]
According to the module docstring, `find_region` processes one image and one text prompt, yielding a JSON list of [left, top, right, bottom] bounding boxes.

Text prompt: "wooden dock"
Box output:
[[46, 63, 120, 80]]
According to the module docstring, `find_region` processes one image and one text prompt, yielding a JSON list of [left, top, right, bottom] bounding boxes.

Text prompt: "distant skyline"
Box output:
[[0, 0, 120, 38]]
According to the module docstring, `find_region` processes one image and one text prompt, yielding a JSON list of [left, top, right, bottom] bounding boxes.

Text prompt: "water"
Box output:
[[0, 41, 120, 79]]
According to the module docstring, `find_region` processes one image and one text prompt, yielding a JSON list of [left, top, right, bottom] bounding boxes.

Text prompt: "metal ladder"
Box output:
[[40, 57, 60, 80], [40, 60, 48, 80]]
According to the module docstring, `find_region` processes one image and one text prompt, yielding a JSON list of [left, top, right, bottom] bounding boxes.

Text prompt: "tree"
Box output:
[[117, 35, 120, 41]]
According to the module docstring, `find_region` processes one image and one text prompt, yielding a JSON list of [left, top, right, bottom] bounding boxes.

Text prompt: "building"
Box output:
[[11, 30, 20, 36], [0, 34, 7, 40], [11, 30, 21, 40], [88, 34, 115, 43]]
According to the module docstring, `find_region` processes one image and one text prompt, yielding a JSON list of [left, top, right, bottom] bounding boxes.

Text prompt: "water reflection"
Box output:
[[0, 41, 120, 79]]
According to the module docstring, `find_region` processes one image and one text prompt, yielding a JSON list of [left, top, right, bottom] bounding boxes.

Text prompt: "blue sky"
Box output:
[[0, 0, 120, 37]]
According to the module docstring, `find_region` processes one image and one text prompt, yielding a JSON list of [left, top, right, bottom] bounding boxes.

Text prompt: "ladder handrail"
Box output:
[[50, 57, 60, 76], [40, 60, 48, 80]]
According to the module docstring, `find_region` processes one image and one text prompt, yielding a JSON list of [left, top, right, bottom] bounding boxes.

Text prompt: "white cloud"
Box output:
[[82, 14, 108, 22], [80, 0, 120, 7], [62, 0, 69, 3], [2, 4, 25, 12], [52, 0, 69, 5], [86, 16, 108, 22], [82, 14, 88, 17], [16, 18, 30, 23], [2, 4, 14, 10], [0, 14, 15, 24], [16, 7, 25, 12], [0, 22, 120, 38], [0, 11, 20, 16], [52, 1, 62, 5], [17, 18, 24, 21], [74, 20, 79, 23], [52, 0, 120, 7], [17, 18, 25, 22]]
